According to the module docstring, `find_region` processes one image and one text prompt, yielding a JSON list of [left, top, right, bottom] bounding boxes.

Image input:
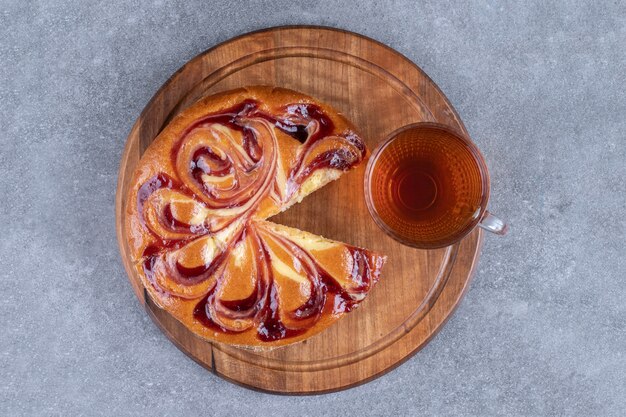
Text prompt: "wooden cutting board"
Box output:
[[115, 26, 483, 394]]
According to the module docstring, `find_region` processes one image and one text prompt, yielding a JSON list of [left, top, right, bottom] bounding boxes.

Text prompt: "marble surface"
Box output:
[[1, 1, 625, 416]]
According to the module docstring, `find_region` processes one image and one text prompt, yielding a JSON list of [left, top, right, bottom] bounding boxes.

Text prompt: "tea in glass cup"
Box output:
[[364, 123, 507, 249]]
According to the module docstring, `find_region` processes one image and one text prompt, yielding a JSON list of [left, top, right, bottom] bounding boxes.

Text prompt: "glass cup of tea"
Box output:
[[364, 123, 507, 249]]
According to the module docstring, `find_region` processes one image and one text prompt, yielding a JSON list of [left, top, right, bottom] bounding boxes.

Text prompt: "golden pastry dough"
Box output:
[[125, 86, 386, 348]]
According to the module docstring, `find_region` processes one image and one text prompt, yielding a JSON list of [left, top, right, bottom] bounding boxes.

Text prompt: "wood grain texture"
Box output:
[[115, 26, 484, 394]]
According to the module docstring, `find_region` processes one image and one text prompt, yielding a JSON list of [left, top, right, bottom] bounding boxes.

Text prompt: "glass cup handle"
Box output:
[[478, 210, 509, 235]]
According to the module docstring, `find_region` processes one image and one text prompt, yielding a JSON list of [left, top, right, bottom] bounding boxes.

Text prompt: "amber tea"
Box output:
[[365, 123, 505, 249]]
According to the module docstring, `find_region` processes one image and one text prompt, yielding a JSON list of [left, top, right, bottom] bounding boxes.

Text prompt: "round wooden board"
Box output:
[[116, 26, 484, 394]]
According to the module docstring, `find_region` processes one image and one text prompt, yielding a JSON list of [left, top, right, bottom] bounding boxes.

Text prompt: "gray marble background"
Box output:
[[1, 1, 625, 416]]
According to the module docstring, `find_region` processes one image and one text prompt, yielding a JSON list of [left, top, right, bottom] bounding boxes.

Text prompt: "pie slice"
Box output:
[[125, 86, 386, 348]]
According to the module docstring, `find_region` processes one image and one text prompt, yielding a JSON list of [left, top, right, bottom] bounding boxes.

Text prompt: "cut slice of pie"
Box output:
[[125, 86, 386, 348]]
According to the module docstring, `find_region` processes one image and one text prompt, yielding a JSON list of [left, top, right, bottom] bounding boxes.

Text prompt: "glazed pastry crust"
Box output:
[[125, 86, 385, 348]]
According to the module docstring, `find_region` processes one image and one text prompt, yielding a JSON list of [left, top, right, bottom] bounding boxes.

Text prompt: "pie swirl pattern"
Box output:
[[126, 87, 386, 347]]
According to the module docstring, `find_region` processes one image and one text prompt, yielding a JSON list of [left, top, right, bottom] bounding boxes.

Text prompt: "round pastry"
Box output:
[[125, 86, 386, 348]]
